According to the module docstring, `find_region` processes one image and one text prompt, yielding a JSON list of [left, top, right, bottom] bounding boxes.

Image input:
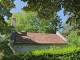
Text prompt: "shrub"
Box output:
[[1, 47, 80, 60]]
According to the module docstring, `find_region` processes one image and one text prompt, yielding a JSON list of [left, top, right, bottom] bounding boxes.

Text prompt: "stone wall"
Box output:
[[11, 44, 66, 53]]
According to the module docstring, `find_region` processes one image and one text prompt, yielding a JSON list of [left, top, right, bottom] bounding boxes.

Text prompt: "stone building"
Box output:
[[10, 15, 68, 53]]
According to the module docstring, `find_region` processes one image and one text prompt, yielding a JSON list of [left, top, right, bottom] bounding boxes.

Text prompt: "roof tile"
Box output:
[[14, 32, 67, 44]]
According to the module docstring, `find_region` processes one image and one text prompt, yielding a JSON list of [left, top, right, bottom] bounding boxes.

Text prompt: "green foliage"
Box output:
[[0, 0, 15, 26], [62, 23, 74, 35], [0, 15, 5, 26], [0, 0, 15, 33], [0, 0, 2, 2], [66, 29, 80, 47], [7, 11, 62, 33], [0, 41, 13, 55], [0, 25, 12, 59], [21, 0, 80, 27], [21, 0, 61, 20], [1, 0, 80, 29], [1, 47, 80, 60], [0, 24, 11, 34]]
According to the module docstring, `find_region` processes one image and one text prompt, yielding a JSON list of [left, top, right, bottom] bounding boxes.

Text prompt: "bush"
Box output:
[[1, 47, 80, 60]]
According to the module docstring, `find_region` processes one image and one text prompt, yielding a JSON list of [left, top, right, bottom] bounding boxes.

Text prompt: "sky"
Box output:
[[10, 0, 69, 23]]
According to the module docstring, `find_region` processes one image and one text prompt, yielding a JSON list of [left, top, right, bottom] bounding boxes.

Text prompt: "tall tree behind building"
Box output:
[[7, 11, 62, 33]]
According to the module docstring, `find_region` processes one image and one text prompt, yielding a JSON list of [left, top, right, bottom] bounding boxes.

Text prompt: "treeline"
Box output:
[[1, 47, 80, 60]]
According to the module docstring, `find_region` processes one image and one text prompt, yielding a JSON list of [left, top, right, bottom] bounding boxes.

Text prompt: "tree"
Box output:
[[66, 29, 80, 47], [1, 0, 80, 28], [0, 24, 11, 34], [21, 0, 61, 20], [0, 0, 15, 26], [62, 23, 74, 35], [1, 0, 80, 24], [7, 11, 62, 33], [21, 0, 80, 28]]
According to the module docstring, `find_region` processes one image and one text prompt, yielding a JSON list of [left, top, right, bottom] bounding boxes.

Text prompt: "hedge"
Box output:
[[1, 47, 80, 60]]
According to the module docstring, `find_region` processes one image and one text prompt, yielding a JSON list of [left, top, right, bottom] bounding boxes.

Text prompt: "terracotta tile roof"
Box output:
[[13, 32, 68, 44]]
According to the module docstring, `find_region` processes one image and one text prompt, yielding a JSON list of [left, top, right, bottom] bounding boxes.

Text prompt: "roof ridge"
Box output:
[[56, 31, 68, 43], [16, 32, 56, 35]]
